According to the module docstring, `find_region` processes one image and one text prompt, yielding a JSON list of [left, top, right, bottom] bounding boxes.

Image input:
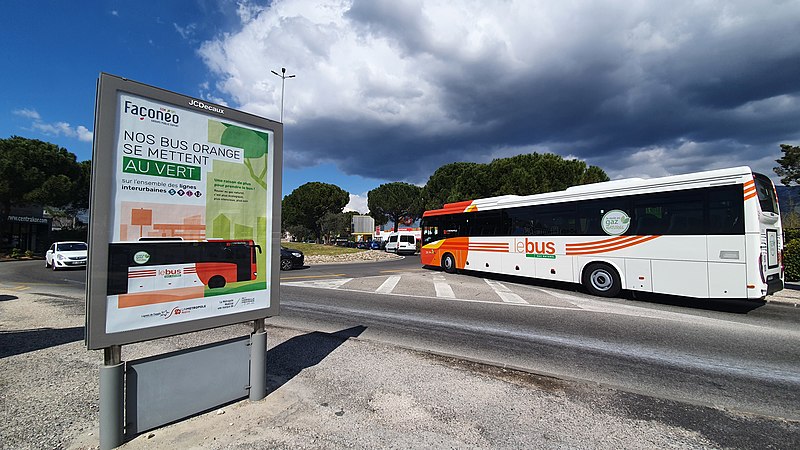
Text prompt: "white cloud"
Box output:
[[76, 125, 94, 142], [13, 108, 41, 120], [197, 0, 800, 184], [17, 109, 94, 143], [344, 193, 369, 214], [174, 22, 198, 41]]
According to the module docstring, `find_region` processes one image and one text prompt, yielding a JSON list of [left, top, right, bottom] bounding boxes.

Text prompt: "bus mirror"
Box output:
[[255, 244, 262, 253]]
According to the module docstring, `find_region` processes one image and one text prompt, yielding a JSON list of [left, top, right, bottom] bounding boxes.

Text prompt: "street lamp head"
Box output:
[[270, 66, 296, 122]]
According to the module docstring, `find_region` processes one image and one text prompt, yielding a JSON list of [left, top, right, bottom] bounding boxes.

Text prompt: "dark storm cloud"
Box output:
[[206, 0, 800, 184]]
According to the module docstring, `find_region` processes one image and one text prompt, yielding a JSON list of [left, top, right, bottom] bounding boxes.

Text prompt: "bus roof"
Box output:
[[423, 166, 756, 217]]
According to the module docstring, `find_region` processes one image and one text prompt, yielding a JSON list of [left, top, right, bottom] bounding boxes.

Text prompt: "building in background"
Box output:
[[351, 215, 375, 242], [1, 207, 52, 253]]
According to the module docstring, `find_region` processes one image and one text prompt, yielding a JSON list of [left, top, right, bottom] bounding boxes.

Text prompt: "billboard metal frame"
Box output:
[[85, 73, 282, 350]]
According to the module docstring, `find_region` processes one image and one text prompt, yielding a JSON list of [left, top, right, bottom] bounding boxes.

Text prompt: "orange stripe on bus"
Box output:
[[744, 192, 757, 201], [422, 200, 476, 217], [566, 235, 661, 255], [566, 235, 640, 250]]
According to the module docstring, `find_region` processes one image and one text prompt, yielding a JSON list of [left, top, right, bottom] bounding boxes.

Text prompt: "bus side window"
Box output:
[[708, 185, 744, 235], [577, 201, 607, 235], [508, 206, 535, 236], [634, 191, 703, 235]]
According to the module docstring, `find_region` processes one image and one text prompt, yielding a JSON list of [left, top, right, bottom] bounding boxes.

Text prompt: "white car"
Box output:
[[384, 231, 418, 255], [45, 241, 88, 270]]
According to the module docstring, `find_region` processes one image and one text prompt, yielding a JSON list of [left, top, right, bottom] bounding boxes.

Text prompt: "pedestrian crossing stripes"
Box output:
[[281, 272, 590, 309], [376, 275, 402, 294], [282, 278, 353, 289], [484, 279, 527, 304], [433, 275, 455, 299]]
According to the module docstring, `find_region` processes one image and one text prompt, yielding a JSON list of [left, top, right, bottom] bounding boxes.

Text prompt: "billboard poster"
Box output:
[[86, 74, 282, 349]]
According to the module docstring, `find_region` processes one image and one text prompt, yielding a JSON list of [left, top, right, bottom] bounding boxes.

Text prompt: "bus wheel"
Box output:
[[582, 263, 621, 298], [442, 253, 457, 274], [208, 275, 226, 289]]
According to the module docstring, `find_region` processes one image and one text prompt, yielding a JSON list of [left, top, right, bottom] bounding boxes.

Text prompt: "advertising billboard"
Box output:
[[86, 73, 282, 349]]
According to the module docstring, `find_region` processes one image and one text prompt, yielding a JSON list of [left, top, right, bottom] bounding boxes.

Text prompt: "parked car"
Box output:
[[384, 232, 418, 255], [45, 241, 88, 270], [280, 246, 304, 270], [356, 241, 370, 249], [370, 240, 381, 250]]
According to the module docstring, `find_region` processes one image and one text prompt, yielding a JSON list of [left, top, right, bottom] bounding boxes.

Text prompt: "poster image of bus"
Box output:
[[105, 92, 273, 334]]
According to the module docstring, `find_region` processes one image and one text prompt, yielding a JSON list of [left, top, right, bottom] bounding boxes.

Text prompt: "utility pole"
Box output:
[[270, 67, 295, 122]]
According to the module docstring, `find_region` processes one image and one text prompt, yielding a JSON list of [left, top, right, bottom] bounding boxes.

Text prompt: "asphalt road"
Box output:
[[5, 258, 800, 422]]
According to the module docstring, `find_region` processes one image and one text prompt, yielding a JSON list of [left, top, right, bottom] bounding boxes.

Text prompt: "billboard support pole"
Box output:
[[100, 345, 124, 450], [249, 319, 267, 401]]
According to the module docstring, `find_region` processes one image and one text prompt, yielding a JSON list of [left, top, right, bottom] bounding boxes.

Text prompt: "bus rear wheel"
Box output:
[[582, 263, 621, 298], [208, 275, 226, 289], [442, 253, 457, 274]]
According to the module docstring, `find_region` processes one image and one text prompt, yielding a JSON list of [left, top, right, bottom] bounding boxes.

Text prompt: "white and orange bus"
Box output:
[[107, 239, 261, 307], [420, 166, 783, 300]]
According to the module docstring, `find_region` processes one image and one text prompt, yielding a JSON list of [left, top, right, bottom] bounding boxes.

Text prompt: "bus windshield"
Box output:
[[753, 173, 778, 214]]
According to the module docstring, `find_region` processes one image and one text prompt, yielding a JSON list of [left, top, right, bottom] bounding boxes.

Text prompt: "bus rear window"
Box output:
[[753, 173, 778, 214]]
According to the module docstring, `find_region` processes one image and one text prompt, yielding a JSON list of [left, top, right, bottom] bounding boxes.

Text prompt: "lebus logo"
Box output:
[[158, 268, 183, 278], [124, 100, 179, 126], [513, 238, 556, 259]]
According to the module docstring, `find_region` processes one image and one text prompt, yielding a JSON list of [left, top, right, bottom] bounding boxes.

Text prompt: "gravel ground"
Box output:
[[1, 287, 798, 449], [303, 249, 403, 265]]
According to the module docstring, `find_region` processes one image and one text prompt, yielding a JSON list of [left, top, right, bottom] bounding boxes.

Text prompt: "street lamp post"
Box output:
[[270, 67, 295, 122]]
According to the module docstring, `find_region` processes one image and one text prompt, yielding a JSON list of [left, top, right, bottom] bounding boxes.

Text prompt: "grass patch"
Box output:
[[281, 242, 365, 256], [204, 281, 267, 297]]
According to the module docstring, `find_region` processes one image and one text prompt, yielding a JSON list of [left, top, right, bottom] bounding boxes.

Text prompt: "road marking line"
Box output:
[[380, 269, 425, 273], [432, 274, 455, 298], [376, 275, 401, 294], [484, 279, 528, 304], [13, 285, 30, 291], [280, 273, 347, 280], [282, 278, 353, 289], [434, 283, 455, 298]]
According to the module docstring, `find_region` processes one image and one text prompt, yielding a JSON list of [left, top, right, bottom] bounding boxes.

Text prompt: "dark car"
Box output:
[[356, 241, 369, 249], [280, 246, 304, 270], [370, 240, 381, 250]]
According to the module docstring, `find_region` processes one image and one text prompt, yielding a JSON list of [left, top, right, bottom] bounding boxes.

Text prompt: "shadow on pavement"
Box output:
[[267, 325, 366, 393], [425, 265, 766, 314], [0, 326, 84, 358], [626, 292, 765, 313], [0, 294, 19, 302]]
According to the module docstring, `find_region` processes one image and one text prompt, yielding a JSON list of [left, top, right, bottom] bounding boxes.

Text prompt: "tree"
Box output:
[[282, 182, 349, 243], [0, 136, 86, 218], [284, 224, 313, 242], [319, 211, 358, 243], [421, 162, 483, 210], [46, 159, 92, 229], [368, 182, 424, 232], [421, 153, 609, 210], [774, 144, 800, 186]]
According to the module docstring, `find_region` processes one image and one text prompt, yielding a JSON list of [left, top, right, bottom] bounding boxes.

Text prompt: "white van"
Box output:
[[384, 231, 417, 255]]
